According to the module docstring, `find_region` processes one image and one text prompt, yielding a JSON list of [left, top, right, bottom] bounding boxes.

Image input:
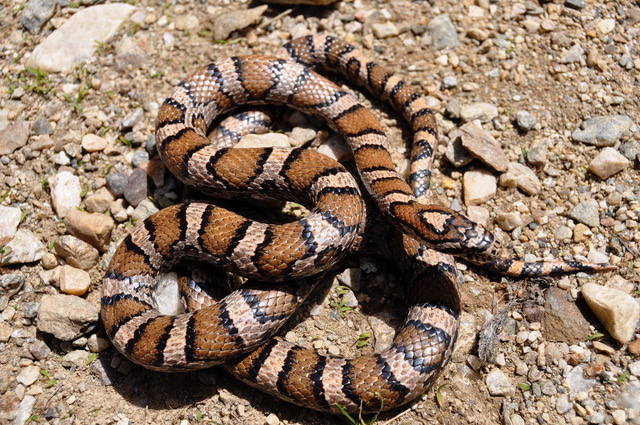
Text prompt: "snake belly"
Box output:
[[102, 34, 612, 414]]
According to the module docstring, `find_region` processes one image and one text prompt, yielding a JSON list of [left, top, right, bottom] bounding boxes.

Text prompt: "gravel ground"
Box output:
[[0, 1, 639, 424]]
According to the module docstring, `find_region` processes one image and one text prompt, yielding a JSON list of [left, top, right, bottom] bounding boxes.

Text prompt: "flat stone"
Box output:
[[87, 334, 111, 352], [32, 117, 53, 135], [61, 350, 90, 369], [49, 171, 82, 218], [544, 287, 591, 343], [81, 134, 108, 152], [174, 15, 199, 31], [463, 169, 497, 206], [582, 283, 639, 344], [37, 294, 99, 341], [0, 120, 30, 155], [566, 364, 596, 394], [14, 395, 36, 425], [262, 0, 337, 4], [616, 382, 640, 409], [26, 3, 137, 72], [16, 365, 40, 386], [485, 369, 515, 396], [460, 103, 498, 123], [459, 123, 509, 172], [568, 201, 600, 227], [211, 5, 268, 41], [83, 187, 115, 214], [0, 273, 25, 298], [499, 162, 542, 196], [559, 44, 584, 64], [0, 229, 46, 265], [317, 134, 353, 162], [572, 115, 633, 147], [0, 205, 22, 245], [588, 147, 629, 179], [64, 209, 115, 252], [0, 322, 12, 342], [21, 0, 56, 33], [54, 235, 99, 270], [427, 14, 460, 50]]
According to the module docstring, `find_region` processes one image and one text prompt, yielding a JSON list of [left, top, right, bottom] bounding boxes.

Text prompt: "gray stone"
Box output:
[[121, 107, 144, 129], [106, 172, 129, 197], [0, 273, 25, 297], [23, 302, 39, 319], [0, 229, 46, 265], [61, 350, 90, 369], [619, 140, 640, 161], [37, 294, 99, 341], [123, 168, 148, 207], [559, 44, 584, 64], [131, 150, 150, 168], [21, 0, 56, 33], [26, 3, 137, 72], [0, 120, 30, 155], [32, 117, 53, 135], [211, 5, 268, 41], [131, 198, 159, 222], [556, 393, 572, 414], [427, 14, 460, 50], [443, 76, 457, 88], [568, 201, 600, 227], [565, 0, 586, 10], [572, 115, 633, 147], [30, 339, 51, 360], [515, 110, 536, 131], [616, 382, 640, 409]]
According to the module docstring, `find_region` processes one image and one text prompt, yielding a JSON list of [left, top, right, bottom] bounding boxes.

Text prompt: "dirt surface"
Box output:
[[0, 1, 639, 425]]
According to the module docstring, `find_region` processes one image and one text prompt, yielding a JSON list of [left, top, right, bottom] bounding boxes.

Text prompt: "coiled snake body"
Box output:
[[102, 35, 612, 414]]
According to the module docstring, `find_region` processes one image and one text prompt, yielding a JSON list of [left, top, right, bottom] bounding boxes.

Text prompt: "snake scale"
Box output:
[[101, 34, 613, 414]]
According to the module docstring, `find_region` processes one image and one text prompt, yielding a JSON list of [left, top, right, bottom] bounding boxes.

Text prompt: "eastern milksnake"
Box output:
[[101, 34, 613, 414]]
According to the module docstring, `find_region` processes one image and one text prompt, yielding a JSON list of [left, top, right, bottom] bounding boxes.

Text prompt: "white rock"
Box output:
[[596, 18, 615, 34], [460, 102, 498, 123], [81, 134, 108, 152], [463, 169, 497, 205], [59, 265, 91, 296], [588, 147, 629, 179], [317, 134, 352, 162], [26, 4, 137, 72], [499, 162, 541, 195], [0, 205, 22, 245], [14, 395, 36, 425], [49, 171, 82, 218], [16, 366, 40, 386], [496, 211, 523, 231], [0, 229, 46, 265], [485, 369, 515, 396], [582, 283, 640, 344]]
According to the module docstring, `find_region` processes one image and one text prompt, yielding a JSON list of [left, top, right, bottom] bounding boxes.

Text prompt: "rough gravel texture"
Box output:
[[0, 1, 639, 425]]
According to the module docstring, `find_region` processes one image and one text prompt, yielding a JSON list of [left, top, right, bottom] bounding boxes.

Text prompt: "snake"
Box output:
[[101, 34, 614, 414]]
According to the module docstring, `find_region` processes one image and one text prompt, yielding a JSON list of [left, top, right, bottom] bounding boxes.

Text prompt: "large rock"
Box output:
[[49, 171, 82, 218], [0, 229, 46, 265], [64, 209, 114, 252], [0, 205, 22, 245], [26, 3, 137, 72], [582, 283, 639, 344], [37, 294, 99, 341], [0, 120, 30, 155]]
